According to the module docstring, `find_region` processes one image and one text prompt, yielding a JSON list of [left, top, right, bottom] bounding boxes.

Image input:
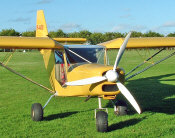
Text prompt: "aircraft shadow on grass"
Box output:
[[44, 111, 78, 121], [108, 117, 146, 132], [106, 73, 175, 115], [43, 109, 94, 121]]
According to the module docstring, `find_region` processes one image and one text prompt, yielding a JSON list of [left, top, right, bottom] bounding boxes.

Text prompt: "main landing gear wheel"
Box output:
[[31, 103, 43, 121], [114, 100, 127, 116], [96, 111, 108, 132]]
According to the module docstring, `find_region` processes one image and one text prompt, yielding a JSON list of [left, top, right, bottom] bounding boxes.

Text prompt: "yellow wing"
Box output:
[[53, 38, 87, 44], [99, 37, 175, 49], [0, 36, 63, 49]]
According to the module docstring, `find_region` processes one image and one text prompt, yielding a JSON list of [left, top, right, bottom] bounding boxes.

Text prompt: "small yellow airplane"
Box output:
[[0, 10, 175, 132]]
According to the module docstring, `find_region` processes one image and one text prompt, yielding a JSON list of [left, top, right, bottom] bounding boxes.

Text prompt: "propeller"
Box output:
[[65, 76, 106, 86], [113, 32, 131, 71], [116, 82, 141, 114], [65, 32, 141, 114]]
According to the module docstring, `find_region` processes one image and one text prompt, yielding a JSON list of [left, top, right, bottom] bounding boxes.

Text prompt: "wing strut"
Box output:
[[0, 61, 55, 94], [126, 48, 165, 77], [126, 51, 175, 81], [1, 50, 16, 65]]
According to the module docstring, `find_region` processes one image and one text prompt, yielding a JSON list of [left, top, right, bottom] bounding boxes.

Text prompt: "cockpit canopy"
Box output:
[[55, 45, 105, 65]]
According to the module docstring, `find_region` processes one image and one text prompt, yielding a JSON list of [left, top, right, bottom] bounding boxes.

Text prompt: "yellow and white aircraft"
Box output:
[[0, 10, 175, 132]]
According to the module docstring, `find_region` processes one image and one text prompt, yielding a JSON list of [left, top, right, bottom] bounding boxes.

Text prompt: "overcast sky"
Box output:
[[0, 0, 175, 35]]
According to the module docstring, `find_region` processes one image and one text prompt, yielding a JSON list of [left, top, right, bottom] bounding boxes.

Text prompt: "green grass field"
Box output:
[[0, 50, 175, 137]]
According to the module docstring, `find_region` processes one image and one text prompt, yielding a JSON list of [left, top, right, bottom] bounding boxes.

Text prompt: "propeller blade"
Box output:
[[65, 76, 106, 86], [117, 82, 141, 114], [113, 32, 132, 71]]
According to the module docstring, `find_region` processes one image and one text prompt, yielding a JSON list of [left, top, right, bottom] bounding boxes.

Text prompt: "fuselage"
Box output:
[[41, 45, 125, 100], [55, 63, 125, 99]]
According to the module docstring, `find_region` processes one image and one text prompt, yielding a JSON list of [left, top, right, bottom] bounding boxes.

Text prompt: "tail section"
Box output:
[[36, 10, 48, 37], [36, 10, 55, 90]]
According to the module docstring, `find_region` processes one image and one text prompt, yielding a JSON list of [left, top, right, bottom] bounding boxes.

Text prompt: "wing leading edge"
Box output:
[[0, 36, 63, 49], [99, 37, 175, 49]]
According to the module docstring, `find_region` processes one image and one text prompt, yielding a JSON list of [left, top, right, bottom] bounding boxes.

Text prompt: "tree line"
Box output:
[[1, 29, 175, 45]]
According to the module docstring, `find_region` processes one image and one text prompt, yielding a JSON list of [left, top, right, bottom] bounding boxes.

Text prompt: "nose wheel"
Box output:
[[95, 97, 108, 132], [96, 111, 108, 132]]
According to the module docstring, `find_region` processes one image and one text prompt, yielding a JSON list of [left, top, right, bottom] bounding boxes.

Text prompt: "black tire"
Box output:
[[31, 103, 43, 121], [96, 111, 108, 132], [114, 100, 127, 116]]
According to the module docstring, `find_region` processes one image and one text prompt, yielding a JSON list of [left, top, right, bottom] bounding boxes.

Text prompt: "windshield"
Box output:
[[64, 47, 105, 71], [54, 46, 106, 73], [65, 47, 105, 64]]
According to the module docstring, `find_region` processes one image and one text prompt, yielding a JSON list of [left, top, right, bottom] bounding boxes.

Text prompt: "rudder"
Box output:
[[36, 10, 48, 37]]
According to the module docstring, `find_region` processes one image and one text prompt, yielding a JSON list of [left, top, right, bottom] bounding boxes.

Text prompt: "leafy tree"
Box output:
[[89, 32, 104, 44], [0, 29, 20, 36], [143, 31, 164, 37], [56, 29, 67, 37], [2, 28, 175, 44], [68, 32, 80, 38], [79, 30, 92, 38], [131, 31, 143, 37], [167, 32, 175, 37], [49, 29, 67, 38], [22, 31, 35, 37], [103, 32, 124, 42], [103, 32, 116, 42], [48, 31, 57, 38], [68, 30, 91, 38], [114, 32, 124, 38]]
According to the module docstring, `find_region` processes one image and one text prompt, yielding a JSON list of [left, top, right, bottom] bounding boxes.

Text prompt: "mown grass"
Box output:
[[0, 50, 175, 137]]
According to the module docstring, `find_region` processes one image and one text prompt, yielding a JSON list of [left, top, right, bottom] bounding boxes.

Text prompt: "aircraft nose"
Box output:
[[105, 70, 118, 82]]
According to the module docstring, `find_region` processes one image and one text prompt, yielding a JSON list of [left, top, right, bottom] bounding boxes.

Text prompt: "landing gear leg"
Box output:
[[95, 97, 108, 132], [31, 93, 56, 121], [43, 94, 56, 109]]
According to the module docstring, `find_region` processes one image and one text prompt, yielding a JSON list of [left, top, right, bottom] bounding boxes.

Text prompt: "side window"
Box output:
[[55, 51, 66, 85]]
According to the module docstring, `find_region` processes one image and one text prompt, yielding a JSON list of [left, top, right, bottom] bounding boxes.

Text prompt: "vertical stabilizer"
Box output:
[[36, 10, 55, 90], [36, 10, 48, 37]]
